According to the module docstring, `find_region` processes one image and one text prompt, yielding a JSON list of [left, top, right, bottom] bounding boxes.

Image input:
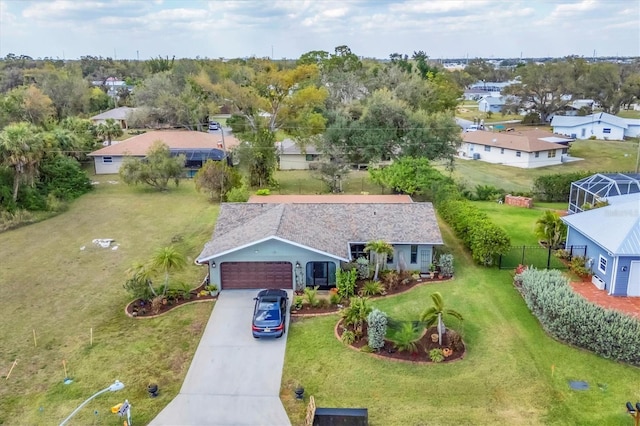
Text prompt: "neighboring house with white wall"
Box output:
[[458, 129, 572, 168], [551, 112, 638, 140], [277, 139, 321, 170]]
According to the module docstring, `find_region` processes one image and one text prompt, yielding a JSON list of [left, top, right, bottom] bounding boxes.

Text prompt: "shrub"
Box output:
[[367, 309, 388, 351], [360, 280, 384, 296], [429, 348, 445, 363], [341, 296, 372, 336], [336, 268, 357, 300], [355, 257, 370, 280], [293, 295, 303, 310], [226, 186, 250, 202], [341, 330, 356, 345], [387, 322, 421, 353], [303, 286, 320, 307], [329, 292, 342, 306], [381, 270, 401, 291], [569, 256, 591, 277], [447, 329, 465, 352], [519, 268, 640, 366], [438, 254, 454, 278], [532, 171, 592, 202], [255, 188, 271, 196], [317, 298, 329, 309], [475, 184, 505, 201]]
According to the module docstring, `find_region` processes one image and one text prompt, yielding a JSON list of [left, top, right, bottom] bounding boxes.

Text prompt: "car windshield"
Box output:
[[255, 299, 280, 321]]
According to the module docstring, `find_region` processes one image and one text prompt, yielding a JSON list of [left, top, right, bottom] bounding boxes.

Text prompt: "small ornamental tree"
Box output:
[[420, 292, 463, 345], [119, 141, 185, 191], [535, 210, 567, 249], [367, 309, 388, 351], [438, 253, 454, 278]]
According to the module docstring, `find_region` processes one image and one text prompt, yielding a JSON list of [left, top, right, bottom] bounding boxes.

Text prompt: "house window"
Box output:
[[305, 262, 336, 287], [535, 152, 539, 158], [603, 128, 611, 134], [484, 145, 491, 152], [350, 244, 368, 260], [562, 148, 568, 154], [410, 245, 418, 263], [598, 255, 607, 274], [548, 150, 556, 158], [102, 156, 113, 163], [581, 128, 586, 138], [469, 144, 474, 152], [516, 151, 521, 157], [500, 148, 505, 154], [305, 154, 319, 161]]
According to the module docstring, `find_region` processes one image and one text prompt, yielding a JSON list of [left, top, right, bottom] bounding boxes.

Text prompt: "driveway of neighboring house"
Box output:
[[150, 290, 292, 426]]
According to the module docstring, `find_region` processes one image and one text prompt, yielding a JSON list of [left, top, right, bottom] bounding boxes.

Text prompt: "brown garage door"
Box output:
[[220, 261, 292, 289]]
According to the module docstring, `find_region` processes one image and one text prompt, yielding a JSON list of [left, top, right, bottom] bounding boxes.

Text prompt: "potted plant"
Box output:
[[204, 284, 219, 297]]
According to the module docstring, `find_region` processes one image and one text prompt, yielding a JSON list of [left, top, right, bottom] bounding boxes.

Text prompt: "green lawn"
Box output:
[[274, 170, 386, 195], [617, 110, 640, 119], [281, 216, 640, 425], [0, 176, 218, 425], [438, 139, 640, 193]]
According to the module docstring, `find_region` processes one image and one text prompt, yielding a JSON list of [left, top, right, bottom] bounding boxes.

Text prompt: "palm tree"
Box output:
[[364, 240, 394, 281], [96, 118, 123, 146], [150, 246, 187, 296], [125, 261, 157, 298], [0, 122, 44, 201], [535, 210, 567, 249], [420, 292, 463, 346]]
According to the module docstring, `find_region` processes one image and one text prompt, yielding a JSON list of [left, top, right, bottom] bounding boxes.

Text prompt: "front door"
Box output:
[[628, 261, 640, 297], [420, 250, 431, 274]]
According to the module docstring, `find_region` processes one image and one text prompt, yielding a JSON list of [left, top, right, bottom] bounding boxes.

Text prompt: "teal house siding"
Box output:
[[209, 238, 341, 290]]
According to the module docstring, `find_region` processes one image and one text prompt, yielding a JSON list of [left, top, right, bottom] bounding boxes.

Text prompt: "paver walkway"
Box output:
[[570, 280, 640, 318], [150, 290, 292, 426]]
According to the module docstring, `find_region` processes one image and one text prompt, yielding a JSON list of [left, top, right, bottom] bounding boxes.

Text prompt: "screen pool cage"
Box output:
[[568, 173, 640, 213]]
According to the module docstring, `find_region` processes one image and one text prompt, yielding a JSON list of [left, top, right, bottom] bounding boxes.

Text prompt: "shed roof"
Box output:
[[562, 195, 640, 255], [196, 202, 442, 262]]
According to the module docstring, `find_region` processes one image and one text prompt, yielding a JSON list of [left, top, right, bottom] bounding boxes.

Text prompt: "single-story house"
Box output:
[[551, 112, 639, 140], [88, 130, 228, 175], [277, 138, 321, 170], [196, 195, 443, 291], [478, 96, 506, 113], [562, 193, 640, 296], [458, 129, 571, 168], [90, 107, 137, 129]]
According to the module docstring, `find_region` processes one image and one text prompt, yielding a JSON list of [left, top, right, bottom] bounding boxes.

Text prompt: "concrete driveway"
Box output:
[[150, 290, 292, 426]]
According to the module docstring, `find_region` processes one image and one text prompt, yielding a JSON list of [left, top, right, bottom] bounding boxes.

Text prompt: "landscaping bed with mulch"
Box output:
[[335, 320, 465, 364], [125, 284, 216, 318]]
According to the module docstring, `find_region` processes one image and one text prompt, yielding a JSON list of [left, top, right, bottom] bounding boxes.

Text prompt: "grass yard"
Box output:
[[281, 215, 640, 425], [455, 107, 523, 123], [438, 139, 640, 193], [274, 170, 385, 195], [0, 176, 218, 425], [617, 110, 640, 119]]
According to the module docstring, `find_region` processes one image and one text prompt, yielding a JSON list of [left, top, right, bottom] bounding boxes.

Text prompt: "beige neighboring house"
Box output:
[[458, 129, 573, 168], [88, 130, 229, 175], [90, 107, 137, 129], [277, 138, 321, 170]]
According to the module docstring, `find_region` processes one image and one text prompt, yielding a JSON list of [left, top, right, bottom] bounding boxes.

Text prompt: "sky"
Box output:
[[0, 0, 638, 60]]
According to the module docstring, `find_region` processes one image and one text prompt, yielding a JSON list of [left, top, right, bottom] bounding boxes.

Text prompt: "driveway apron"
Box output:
[[150, 290, 292, 426]]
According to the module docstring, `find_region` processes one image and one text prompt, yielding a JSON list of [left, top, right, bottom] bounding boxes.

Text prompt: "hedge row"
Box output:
[[437, 198, 510, 266], [532, 171, 593, 202], [518, 268, 640, 366]]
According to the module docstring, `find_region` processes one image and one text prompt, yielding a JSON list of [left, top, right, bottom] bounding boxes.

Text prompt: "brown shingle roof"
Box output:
[[88, 130, 239, 156], [197, 202, 442, 262], [462, 130, 568, 152], [247, 194, 413, 203]]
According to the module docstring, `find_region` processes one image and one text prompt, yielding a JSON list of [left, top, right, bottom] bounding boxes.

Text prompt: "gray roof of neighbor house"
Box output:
[[462, 129, 568, 153], [196, 202, 443, 262], [90, 107, 137, 121], [277, 138, 320, 155], [551, 112, 629, 129], [562, 194, 640, 256]]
